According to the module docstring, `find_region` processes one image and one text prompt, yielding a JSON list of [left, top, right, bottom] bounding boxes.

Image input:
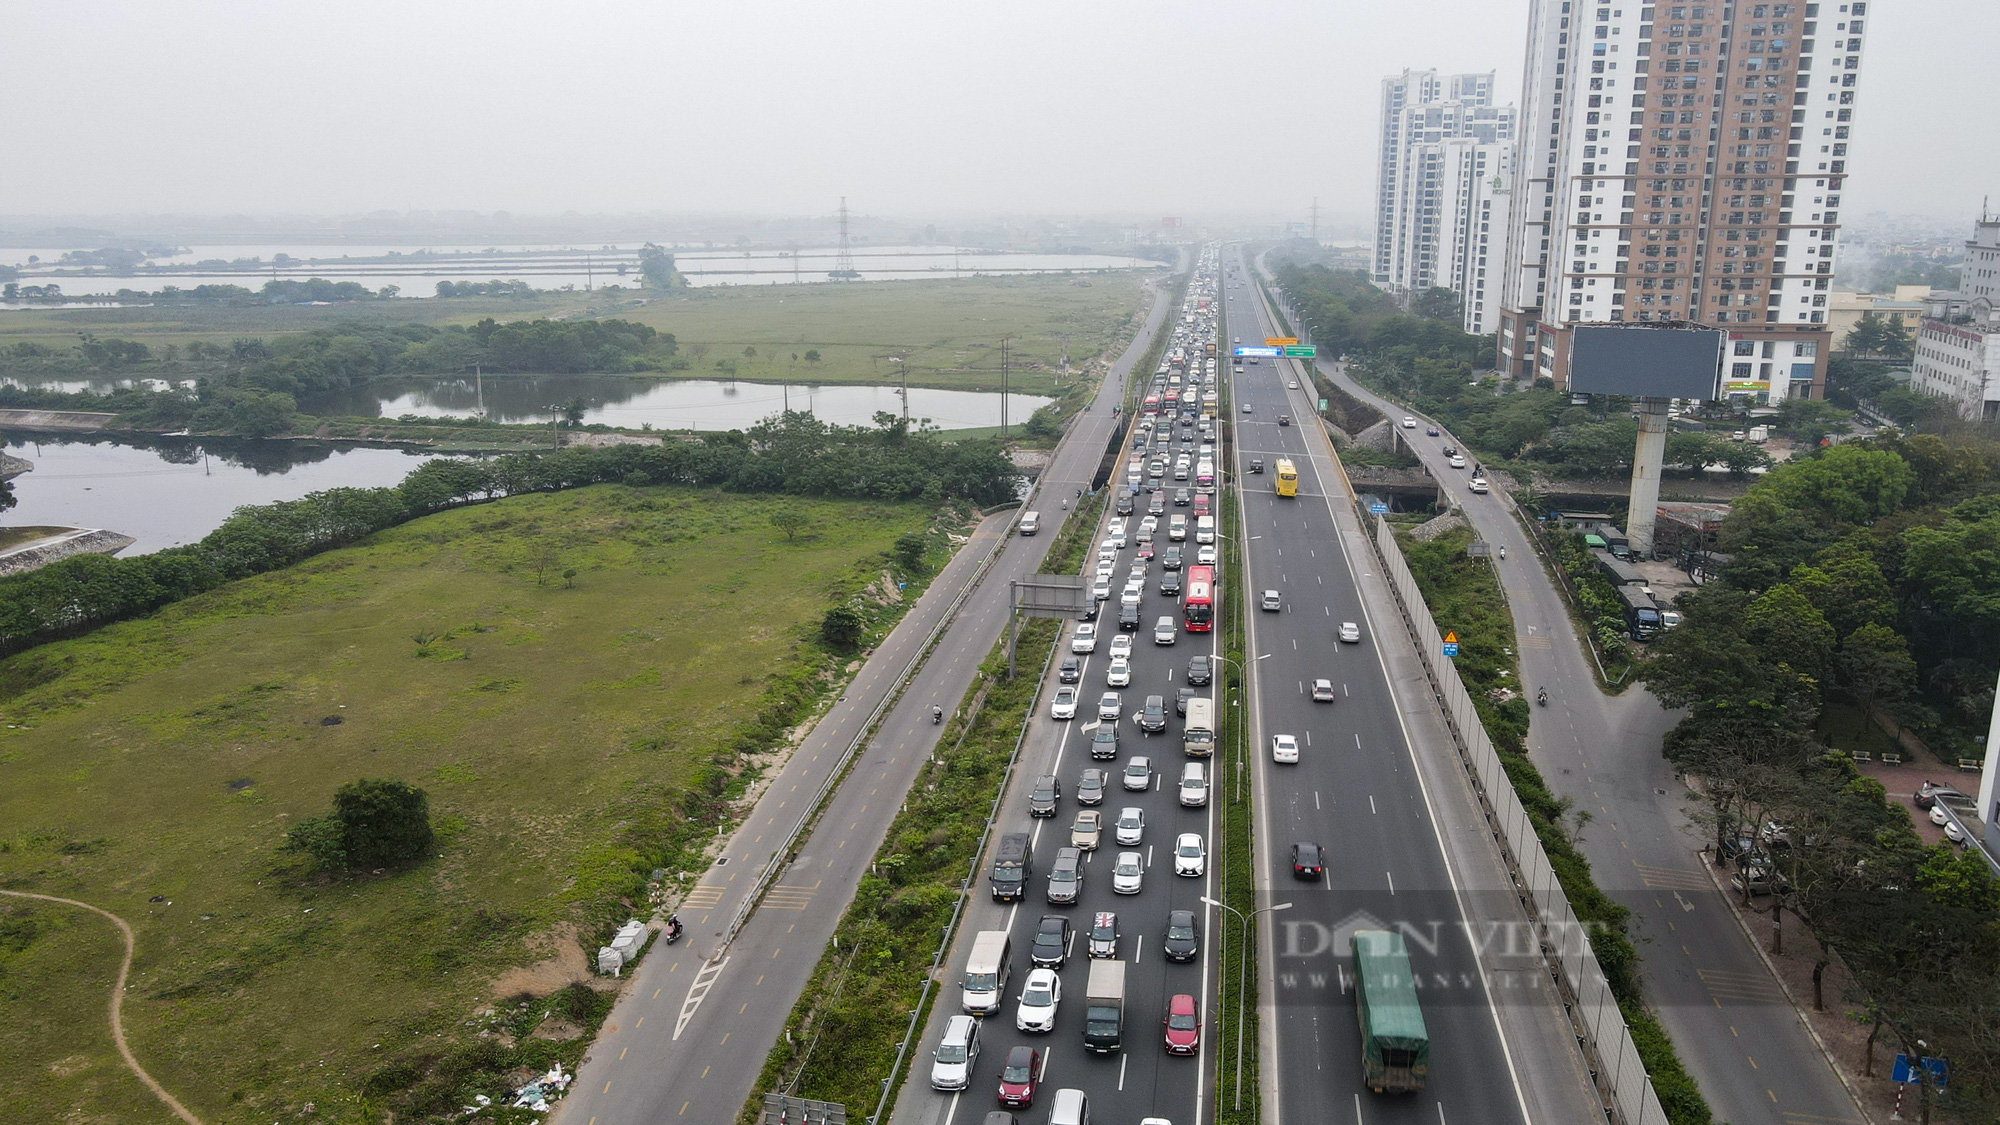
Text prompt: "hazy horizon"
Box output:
[[3, 0, 1993, 227]]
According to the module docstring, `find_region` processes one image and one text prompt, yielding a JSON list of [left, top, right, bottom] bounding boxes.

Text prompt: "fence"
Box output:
[[1366, 511, 1670, 1125]]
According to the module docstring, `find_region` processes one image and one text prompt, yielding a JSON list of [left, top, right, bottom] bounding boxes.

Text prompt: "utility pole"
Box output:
[[1000, 337, 1010, 437]]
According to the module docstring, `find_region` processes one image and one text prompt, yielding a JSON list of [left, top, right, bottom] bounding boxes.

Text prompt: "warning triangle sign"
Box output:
[[1443, 631, 1459, 644]]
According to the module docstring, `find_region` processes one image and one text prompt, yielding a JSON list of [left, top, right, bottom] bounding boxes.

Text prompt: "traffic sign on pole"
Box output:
[[1442, 630, 1460, 658], [1283, 345, 1317, 358], [1369, 501, 1388, 515], [1265, 337, 1299, 346], [1233, 346, 1281, 358]]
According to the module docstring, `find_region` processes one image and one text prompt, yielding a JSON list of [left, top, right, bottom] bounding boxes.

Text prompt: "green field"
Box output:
[[0, 272, 1155, 395], [0, 485, 935, 1123]]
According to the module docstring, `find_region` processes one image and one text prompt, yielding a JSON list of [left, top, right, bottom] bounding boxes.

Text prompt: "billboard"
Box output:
[[1567, 324, 1724, 400]]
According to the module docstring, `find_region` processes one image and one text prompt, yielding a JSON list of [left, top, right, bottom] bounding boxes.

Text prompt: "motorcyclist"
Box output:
[[1536, 687, 1548, 706], [665, 914, 682, 941], [1498, 545, 1506, 560], [932, 706, 944, 724]]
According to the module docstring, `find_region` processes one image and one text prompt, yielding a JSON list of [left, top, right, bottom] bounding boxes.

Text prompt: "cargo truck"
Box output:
[[1351, 929, 1429, 1093], [1616, 585, 1663, 640], [1082, 959, 1126, 1053]]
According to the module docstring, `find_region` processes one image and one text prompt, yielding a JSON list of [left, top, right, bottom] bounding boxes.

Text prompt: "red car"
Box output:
[[997, 1044, 1042, 1107], [1192, 494, 1211, 517], [1163, 993, 1201, 1055]]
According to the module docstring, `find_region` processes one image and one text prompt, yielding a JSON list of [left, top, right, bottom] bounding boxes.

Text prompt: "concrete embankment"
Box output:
[[1, 453, 30, 480], [0, 409, 117, 432], [0, 528, 138, 576]]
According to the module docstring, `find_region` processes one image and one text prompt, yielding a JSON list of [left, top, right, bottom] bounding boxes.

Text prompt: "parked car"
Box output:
[[1173, 832, 1206, 876]]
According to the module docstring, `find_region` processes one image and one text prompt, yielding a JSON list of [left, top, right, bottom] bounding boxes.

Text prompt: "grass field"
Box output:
[[0, 273, 1155, 395], [0, 484, 934, 1124]]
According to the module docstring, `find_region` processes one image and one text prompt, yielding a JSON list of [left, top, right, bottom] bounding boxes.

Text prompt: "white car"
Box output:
[[1401, 416, 1417, 428], [1014, 967, 1062, 1033], [1120, 582, 1144, 608], [1196, 544, 1218, 566], [1174, 833, 1206, 877], [1339, 621, 1362, 643], [1106, 656, 1132, 687], [1097, 692, 1123, 722], [1051, 687, 1079, 720], [1094, 561, 1117, 583], [1115, 806, 1146, 846], [1288, 379, 1299, 389], [1112, 851, 1145, 895], [1123, 756, 1153, 791], [1449, 454, 1467, 469], [1108, 634, 1135, 660], [1271, 733, 1299, 764], [1105, 525, 1128, 549], [1139, 515, 1160, 536], [1091, 576, 1111, 601], [1468, 477, 1490, 494], [1071, 623, 1098, 654]]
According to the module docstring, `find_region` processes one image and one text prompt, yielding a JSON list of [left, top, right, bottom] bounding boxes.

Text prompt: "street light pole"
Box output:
[[1204, 896, 1291, 1110]]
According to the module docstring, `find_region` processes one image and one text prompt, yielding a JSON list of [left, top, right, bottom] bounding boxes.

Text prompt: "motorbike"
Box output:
[[932, 707, 944, 725], [1498, 546, 1506, 560], [1536, 688, 1548, 707], [664, 915, 684, 945]]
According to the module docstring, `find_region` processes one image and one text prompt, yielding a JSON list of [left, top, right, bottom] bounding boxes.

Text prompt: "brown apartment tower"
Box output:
[[1494, 0, 1870, 401]]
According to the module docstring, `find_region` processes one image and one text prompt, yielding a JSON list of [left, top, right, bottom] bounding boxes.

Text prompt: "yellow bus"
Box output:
[[1275, 457, 1299, 497]]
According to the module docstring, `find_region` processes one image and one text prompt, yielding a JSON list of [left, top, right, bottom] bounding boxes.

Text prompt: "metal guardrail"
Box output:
[[1363, 510, 1669, 1125]]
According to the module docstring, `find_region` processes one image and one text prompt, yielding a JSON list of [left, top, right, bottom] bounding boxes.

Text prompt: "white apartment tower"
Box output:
[[1375, 70, 1518, 334], [1910, 216, 2000, 421], [1494, 0, 1871, 400]]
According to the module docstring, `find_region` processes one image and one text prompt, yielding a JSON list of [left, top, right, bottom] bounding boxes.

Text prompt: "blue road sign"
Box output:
[[1893, 1054, 1949, 1087], [1369, 501, 1389, 515], [1232, 346, 1281, 357], [1442, 641, 1460, 657]]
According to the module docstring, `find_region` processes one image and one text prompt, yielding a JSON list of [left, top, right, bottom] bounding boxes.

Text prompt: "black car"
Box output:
[[1186, 655, 1212, 686], [1115, 494, 1135, 516], [1175, 686, 1196, 716], [1076, 768, 1108, 806], [1077, 600, 1099, 623], [1057, 656, 1082, 684], [1118, 603, 1143, 631], [1292, 842, 1325, 879], [1161, 546, 1183, 571], [1163, 909, 1201, 962], [1441, 444, 1458, 457], [1174, 489, 1192, 506], [1028, 775, 1062, 818], [1148, 496, 1166, 516], [1159, 571, 1182, 597], [1249, 459, 1264, 474], [1089, 724, 1120, 760], [1031, 914, 1072, 968]]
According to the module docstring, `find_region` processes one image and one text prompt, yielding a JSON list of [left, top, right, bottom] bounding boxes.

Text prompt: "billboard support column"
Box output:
[[1627, 398, 1670, 558]]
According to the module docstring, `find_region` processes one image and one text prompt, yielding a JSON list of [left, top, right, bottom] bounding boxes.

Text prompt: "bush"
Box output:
[[820, 605, 864, 649], [287, 777, 434, 871]]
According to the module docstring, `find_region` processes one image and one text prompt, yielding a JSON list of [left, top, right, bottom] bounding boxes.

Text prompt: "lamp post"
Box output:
[[1203, 896, 1291, 1110], [1208, 651, 1246, 802]]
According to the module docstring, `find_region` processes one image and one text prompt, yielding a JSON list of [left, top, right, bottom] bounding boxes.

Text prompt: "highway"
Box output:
[[1221, 245, 1601, 1125], [1265, 260, 1869, 1125], [893, 249, 1227, 1125], [555, 271, 1177, 1125]]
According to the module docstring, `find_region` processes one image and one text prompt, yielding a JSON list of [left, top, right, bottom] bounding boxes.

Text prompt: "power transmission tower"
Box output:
[[829, 198, 861, 280]]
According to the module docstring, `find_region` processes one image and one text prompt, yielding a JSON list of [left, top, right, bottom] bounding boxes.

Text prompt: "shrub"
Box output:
[[287, 777, 435, 871]]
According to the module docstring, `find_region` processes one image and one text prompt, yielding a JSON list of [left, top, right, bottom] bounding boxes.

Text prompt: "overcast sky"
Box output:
[[2, 0, 1990, 229]]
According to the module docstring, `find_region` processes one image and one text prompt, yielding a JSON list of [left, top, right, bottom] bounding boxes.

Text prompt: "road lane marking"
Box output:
[[672, 956, 729, 1040]]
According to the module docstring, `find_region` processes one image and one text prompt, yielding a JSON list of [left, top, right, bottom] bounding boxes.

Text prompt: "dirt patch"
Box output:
[[47, 1054, 90, 1077], [530, 1016, 585, 1042], [489, 925, 591, 1000]]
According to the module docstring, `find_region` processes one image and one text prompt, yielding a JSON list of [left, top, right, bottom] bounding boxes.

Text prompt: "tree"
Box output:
[[820, 604, 864, 648], [894, 529, 930, 572], [638, 243, 683, 290], [742, 346, 758, 358], [560, 397, 588, 427], [286, 777, 434, 871], [770, 504, 812, 541], [1409, 287, 1463, 323], [803, 349, 821, 363], [0, 479, 13, 514]]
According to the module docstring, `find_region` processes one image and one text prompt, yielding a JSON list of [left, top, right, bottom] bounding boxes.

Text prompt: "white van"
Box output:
[[961, 930, 1012, 1014], [1169, 515, 1188, 541], [1195, 515, 1216, 544], [1178, 762, 1208, 807], [1019, 511, 1040, 536]]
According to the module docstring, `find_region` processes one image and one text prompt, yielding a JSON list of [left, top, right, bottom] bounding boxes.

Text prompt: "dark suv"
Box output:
[[1090, 724, 1120, 760], [1163, 909, 1200, 962], [1031, 914, 1072, 968], [1028, 775, 1061, 818], [1159, 571, 1182, 597], [1186, 655, 1212, 686], [1057, 656, 1082, 684]]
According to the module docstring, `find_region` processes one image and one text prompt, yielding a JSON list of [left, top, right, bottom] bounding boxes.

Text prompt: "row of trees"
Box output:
[[0, 413, 1018, 656], [1649, 434, 2000, 1115], [1, 277, 398, 305]]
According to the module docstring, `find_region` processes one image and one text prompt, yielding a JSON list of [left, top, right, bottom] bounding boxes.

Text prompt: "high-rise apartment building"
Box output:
[[1910, 215, 2000, 420], [1375, 70, 1518, 334], [1495, 0, 1870, 401]]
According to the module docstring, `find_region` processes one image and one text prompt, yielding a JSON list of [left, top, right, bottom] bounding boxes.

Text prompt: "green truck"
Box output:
[[1351, 929, 1430, 1093]]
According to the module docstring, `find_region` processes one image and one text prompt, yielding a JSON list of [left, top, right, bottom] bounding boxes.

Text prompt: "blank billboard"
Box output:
[[1568, 325, 1724, 400]]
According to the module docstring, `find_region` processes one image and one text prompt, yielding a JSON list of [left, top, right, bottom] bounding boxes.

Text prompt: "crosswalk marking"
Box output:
[[764, 881, 821, 910], [1698, 967, 1787, 1002], [1519, 635, 1553, 649], [1632, 862, 1713, 891], [680, 885, 727, 910]]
